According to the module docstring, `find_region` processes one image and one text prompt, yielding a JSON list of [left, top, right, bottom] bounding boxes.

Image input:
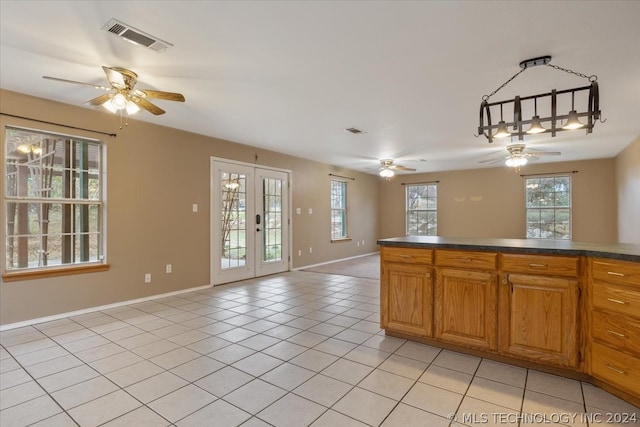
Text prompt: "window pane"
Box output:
[[525, 176, 571, 240], [4, 127, 104, 271], [331, 180, 347, 239], [406, 184, 437, 236]]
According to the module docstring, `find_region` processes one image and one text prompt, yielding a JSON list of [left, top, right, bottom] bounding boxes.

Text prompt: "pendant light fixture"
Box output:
[[526, 98, 546, 134], [477, 56, 602, 143], [563, 92, 585, 130]]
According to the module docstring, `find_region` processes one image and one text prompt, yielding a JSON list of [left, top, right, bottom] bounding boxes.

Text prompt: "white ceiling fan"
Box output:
[[378, 159, 416, 178], [478, 144, 561, 168]]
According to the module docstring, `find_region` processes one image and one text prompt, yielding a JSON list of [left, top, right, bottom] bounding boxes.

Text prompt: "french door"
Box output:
[[211, 159, 289, 285]]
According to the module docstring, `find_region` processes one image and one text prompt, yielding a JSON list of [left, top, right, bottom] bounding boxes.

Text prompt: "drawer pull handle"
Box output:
[[459, 258, 473, 262], [607, 298, 627, 305], [607, 271, 625, 277], [400, 255, 412, 258], [528, 263, 548, 269], [605, 365, 626, 375], [607, 330, 626, 338]]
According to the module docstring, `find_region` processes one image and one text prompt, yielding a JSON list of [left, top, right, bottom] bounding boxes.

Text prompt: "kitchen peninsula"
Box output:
[[377, 236, 640, 406]]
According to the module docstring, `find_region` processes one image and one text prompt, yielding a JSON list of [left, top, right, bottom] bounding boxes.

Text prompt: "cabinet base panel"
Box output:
[[591, 378, 640, 409], [385, 330, 589, 381]]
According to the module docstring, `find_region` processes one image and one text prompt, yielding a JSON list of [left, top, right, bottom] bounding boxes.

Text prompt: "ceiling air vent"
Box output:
[[345, 127, 365, 134], [102, 19, 172, 53]]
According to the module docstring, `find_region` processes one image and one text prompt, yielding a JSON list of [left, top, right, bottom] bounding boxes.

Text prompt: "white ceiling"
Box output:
[[1, 1, 639, 175]]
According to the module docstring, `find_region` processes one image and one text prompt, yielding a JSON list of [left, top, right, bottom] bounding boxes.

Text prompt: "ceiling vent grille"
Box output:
[[102, 19, 172, 53], [345, 127, 365, 134]]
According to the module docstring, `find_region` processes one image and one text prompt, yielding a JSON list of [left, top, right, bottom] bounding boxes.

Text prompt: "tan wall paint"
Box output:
[[615, 136, 640, 244], [380, 158, 618, 243], [0, 90, 380, 325]]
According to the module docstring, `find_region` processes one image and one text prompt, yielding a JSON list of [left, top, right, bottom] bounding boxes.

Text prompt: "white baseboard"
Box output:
[[293, 251, 379, 271], [0, 284, 213, 332]]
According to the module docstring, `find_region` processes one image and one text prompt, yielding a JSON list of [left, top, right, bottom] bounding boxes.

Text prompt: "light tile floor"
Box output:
[[1, 271, 638, 426]]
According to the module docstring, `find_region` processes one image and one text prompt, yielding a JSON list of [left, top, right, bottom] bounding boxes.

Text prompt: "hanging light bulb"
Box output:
[[125, 101, 140, 115], [563, 91, 584, 130], [494, 104, 511, 138], [379, 168, 394, 178], [526, 98, 546, 134], [110, 93, 127, 110], [563, 110, 584, 130], [505, 156, 528, 167]]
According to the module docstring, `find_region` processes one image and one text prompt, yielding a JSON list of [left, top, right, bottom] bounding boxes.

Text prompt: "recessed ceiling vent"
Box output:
[[102, 19, 172, 53], [345, 127, 365, 134]]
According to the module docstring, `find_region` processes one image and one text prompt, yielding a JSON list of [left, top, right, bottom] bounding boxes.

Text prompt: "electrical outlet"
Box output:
[[298, 250, 302, 256], [357, 241, 360, 247], [192, 204, 198, 212], [144, 273, 151, 283], [308, 208, 313, 214], [309, 247, 312, 254], [166, 264, 172, 273]]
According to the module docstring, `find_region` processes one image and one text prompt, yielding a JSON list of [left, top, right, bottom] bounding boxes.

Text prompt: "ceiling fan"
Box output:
[[43, 66, 185, 115], [478, 143, 561, 168], [379, 159, 416, 178]]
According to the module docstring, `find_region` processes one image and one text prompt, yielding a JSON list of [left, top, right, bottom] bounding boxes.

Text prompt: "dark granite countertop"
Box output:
[[377, 236, 640, 263]]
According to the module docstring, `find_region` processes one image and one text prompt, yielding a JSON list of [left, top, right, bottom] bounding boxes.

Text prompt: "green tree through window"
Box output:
[[525, 175, 571, 239]]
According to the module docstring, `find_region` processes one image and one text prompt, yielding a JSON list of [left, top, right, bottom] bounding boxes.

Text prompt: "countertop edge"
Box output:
[[376, 238, 640, 263]]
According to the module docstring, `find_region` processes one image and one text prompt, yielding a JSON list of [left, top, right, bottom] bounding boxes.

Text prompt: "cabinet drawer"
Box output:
[[501, 254, 579, 277], [592, 258, 640, 287], [382, 247, 433, 265], [593, 283, 640, 318], [592, 342, 640, 396], [435, 250, 497, 270], [592, 310, 640, 357]]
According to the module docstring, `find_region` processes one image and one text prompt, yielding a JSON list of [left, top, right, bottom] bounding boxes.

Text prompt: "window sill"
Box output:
[[331, 238, 352, 243], [2, 264, 110, 282]]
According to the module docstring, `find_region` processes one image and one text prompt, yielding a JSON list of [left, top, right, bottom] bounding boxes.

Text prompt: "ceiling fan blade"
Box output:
[[478, 157, 506, 164], [86, 93, 114, 106], [42, 76, 111, 91], [131, 96, 165, 115], [395, 165, 416, 171], [138, 89, 185, 102], [529, 151, 561, 156], [102, 66, 127, 89]]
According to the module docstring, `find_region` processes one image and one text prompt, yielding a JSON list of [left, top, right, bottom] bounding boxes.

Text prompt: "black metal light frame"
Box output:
[[477, 56, 601, 143]]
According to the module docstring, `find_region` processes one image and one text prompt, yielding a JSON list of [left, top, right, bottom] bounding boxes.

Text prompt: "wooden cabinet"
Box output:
[[434, 267, 498, 351], [499, 273, 579, 368], [590, 258, 640, 400], [380, 247, 433, 337]]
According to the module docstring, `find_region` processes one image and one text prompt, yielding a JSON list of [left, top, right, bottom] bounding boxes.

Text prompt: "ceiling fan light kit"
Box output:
[[477, 55, 602, 143], [378, 159, 415, 179]]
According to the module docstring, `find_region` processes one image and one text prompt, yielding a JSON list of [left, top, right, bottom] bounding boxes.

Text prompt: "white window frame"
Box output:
[[405, 183, 438, 236], [3, 126, 106, 276], [330, 179, 348, 241], [525, 175, 572, 240]]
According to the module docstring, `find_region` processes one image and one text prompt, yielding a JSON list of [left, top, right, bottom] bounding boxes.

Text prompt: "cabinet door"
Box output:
[[381, 262, 433, 337], [499, 273, 579, 368], [434, 268, 497, 350]]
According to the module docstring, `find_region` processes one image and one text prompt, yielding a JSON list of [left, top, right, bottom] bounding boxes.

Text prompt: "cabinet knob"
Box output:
[[425, 272, 431, 278]]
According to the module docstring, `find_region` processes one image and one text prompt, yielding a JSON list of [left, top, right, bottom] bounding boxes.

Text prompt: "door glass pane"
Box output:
[[220, 171, 247, 269], [262, 177, 282, 262]]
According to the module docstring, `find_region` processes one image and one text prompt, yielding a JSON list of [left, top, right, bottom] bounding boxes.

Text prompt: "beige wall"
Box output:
[[0, 90, 380, 325], [615, 136, 640, 244], [379, 158, 618, 243]]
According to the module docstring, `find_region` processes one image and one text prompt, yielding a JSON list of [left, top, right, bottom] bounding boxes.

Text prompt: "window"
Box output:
[[4, 127, 104, 272], [525, 175, 571, 239], [406, 183, 437, 236], [330, 179, 347, 240]]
